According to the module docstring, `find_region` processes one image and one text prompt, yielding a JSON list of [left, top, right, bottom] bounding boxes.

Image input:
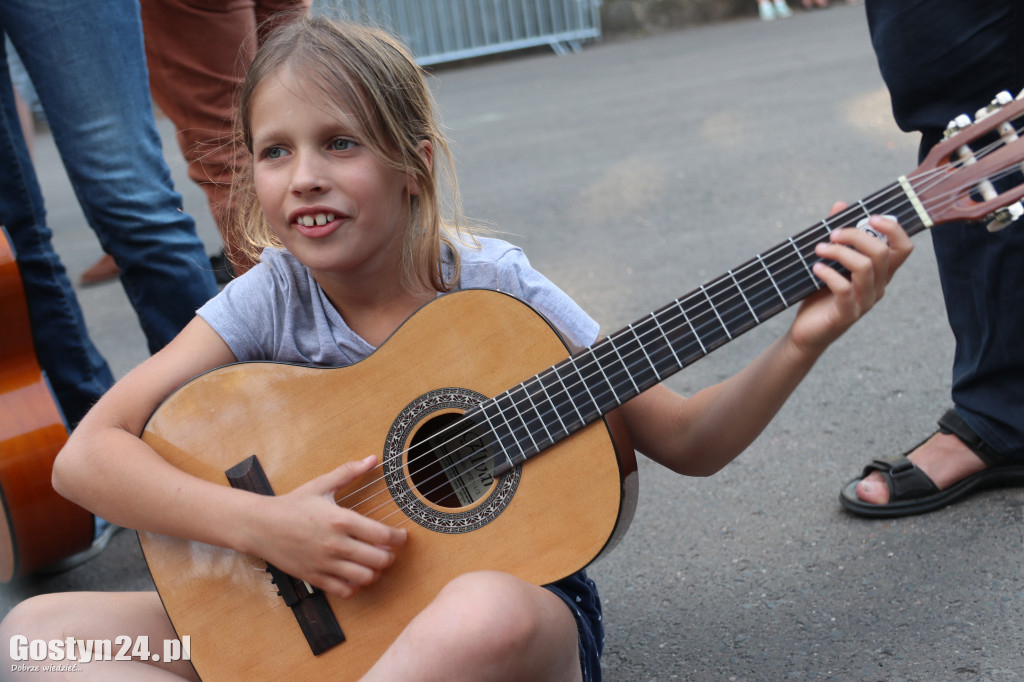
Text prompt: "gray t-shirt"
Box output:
[[197, 237, 599, 365]]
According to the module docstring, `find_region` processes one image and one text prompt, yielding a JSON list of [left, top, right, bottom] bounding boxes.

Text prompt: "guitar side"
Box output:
[[0, 227, 93, 582], [139, 290, 638, 681]]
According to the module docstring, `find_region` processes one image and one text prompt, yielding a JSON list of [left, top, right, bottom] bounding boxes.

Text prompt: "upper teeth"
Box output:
[[299, 213, 335, 226]]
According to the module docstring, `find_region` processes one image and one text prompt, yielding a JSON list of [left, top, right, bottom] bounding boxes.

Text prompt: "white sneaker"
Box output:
[[759, 2, 776, 20], [774, 0, 793, 17]]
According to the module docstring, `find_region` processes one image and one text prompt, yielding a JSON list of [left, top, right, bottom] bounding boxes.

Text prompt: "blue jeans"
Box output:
[[0, 0, 218, 426]]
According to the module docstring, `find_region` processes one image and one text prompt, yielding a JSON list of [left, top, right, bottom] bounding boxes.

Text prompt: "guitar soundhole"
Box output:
[[383, 388, 520, 534], [407, 413, 494, 508]]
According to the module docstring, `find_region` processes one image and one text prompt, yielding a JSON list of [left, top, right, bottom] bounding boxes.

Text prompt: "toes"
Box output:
[[856, 472, 890, 504]]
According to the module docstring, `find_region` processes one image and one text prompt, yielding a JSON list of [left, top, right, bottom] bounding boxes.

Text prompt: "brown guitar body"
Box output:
[[0, 228, 93, 582], [140, 290, 638, 680]]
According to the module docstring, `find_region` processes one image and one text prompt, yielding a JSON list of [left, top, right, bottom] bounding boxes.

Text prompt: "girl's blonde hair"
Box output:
[[232, 16, 471, 292]]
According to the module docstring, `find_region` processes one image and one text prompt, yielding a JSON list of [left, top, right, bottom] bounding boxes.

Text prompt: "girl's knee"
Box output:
[[1, 591, 169, 644], [417, 571, 574, 663], [1, 593, 69, 641], [0, 594, 75, 669]]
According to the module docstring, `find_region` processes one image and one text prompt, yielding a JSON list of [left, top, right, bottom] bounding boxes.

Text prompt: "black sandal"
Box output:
[[840, 409, 1024, 518]]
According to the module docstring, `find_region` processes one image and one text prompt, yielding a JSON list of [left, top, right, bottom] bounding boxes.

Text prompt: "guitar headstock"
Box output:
[[911, 89, 1024, 231]]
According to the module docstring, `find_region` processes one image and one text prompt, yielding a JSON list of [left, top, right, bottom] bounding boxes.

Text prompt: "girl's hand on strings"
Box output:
[[788, 201, 913, 355], [245, 454, 408, 598]]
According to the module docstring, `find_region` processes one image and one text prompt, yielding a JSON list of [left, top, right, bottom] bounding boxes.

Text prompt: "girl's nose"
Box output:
[[290, 152, 327, 194]]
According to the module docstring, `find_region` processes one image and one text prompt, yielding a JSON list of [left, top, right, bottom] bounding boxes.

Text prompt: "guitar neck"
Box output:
[[484, 179, 930, 475]]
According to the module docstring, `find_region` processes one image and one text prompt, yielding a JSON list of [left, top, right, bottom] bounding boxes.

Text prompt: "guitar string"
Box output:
[[355, 156, 1023, 530], [342, 131, 1024, 526], [367, 174, 1008, 528], [344, 151, 1013, 522], [334, 117, 1024, 526]]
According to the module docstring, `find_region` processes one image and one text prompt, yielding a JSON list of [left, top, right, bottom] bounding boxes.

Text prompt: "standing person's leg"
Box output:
[[141, 0, 310, 277], [933, 219, 1024, 457], [5, 0, 218, 356], [841, 0, 1024, 516], [0, 44, 114, 427], [842, 218, 1024, 516]]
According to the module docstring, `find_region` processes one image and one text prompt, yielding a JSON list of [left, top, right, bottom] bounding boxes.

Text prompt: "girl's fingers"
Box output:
[[307, 455, 379, 497]]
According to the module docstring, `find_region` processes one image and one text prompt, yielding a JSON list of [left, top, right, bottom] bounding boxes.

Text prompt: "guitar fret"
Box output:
[[589, 343, 625, 407], [567, 355, 603, 418], [788, 236, 819, 287], [537, 368, 571, 438], [818, 220, 834, 240], [475, 407, 517, 471], [634, 313, 681, 381], [856, 199, 872, 221], [677, 298, 707, 355], [651, 311, 684, 369], [729, 269, 760, 323], [734, 260, 784, 331], [629, 322, 662, 381], [507, 385, 541, 454], [757, 254, 788, 306], [490, 395, 529, 465], [701, 284, 732, 339], [608, 333, 641, 395], [522, 379, 556, 447], [554, 363, 586, 426]]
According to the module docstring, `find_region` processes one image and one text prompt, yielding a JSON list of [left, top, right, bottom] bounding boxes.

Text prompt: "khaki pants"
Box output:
[[141, 0, 310, 275]]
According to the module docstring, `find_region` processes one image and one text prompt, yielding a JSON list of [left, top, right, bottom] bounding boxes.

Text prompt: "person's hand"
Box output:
[[787, 201, 913, 354], [245, 455, 408, 598]]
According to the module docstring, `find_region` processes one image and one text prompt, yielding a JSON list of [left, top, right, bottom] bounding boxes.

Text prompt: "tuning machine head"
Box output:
[[944, 91, 1018, 139], [975, 90, 1015, 121], [986, 201, 1024, 232], [943, 113, 973, 139]]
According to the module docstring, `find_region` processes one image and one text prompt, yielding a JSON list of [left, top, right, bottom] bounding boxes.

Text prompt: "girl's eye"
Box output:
[[264, 146, 286, 160], [330, 138, 356, 151]]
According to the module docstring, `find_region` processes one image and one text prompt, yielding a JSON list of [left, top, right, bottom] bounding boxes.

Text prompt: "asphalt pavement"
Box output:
[[4, 5, 1023, 680]]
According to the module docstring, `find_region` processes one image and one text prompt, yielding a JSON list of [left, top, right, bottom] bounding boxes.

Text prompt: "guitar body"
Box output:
[[0, 228, 93, 582], [140, 290, 638, 681]]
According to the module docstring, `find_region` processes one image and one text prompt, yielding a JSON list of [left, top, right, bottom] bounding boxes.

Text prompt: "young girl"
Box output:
[[0, 16, 911, 681]]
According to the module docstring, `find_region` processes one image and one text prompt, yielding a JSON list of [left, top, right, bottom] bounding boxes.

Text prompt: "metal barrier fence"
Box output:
[[313, 0, 602, 65]]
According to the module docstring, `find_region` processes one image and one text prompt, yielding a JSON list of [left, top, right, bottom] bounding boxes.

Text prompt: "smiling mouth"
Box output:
[[296, 212, 337, 227]]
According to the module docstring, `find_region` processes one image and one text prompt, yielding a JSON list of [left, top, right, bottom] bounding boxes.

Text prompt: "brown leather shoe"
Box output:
[[79, 254, 119, 285]]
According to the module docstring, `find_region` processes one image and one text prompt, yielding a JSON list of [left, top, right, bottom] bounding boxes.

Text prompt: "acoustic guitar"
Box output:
[[140, 90, 1024, 680], [0, 227, 93, 582]]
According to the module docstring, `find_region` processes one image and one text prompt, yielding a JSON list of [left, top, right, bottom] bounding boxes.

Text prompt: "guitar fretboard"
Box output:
[[476, 180, 927, 475]]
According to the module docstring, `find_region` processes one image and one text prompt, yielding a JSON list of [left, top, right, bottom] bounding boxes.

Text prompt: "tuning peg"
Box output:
[[986, 201, 1023, 232], [975, 91, 1015, 121], [943, 113, 974, 139]]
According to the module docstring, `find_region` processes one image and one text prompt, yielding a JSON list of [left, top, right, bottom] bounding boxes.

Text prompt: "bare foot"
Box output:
[[855, 431, 987, 504]]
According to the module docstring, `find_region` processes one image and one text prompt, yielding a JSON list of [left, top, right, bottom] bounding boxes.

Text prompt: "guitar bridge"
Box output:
[[226, 455, 346, 656]]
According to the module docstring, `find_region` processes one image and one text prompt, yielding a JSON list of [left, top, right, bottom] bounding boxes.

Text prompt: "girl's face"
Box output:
[[249, 68, 417, 288]]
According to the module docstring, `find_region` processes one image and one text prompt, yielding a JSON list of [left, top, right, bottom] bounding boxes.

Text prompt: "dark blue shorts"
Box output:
[[545, 570, 603, 682]]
